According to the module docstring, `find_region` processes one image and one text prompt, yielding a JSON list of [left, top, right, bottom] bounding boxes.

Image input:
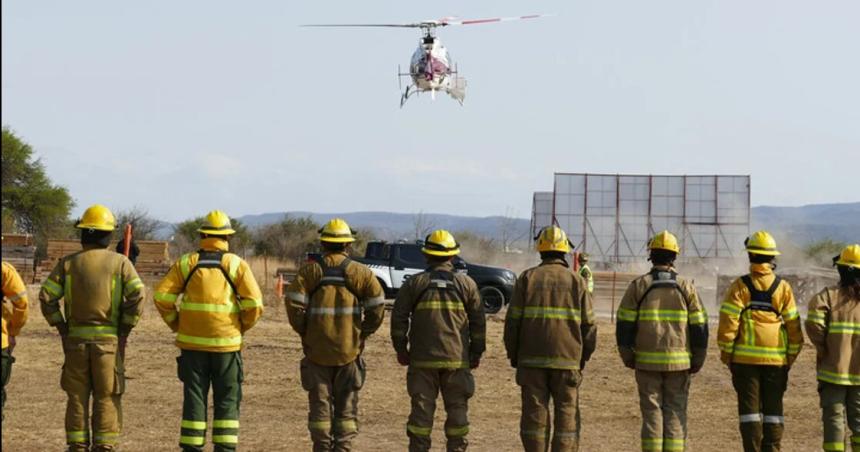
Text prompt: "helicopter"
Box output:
[[302, 15, 551, 107]]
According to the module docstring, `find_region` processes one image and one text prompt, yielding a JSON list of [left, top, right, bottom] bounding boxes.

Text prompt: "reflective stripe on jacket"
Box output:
[[391, 261, 485, 369], [504, 257, 596, 370], [285, 252, 385, 366], [154, 238, 263, 352], [2, 261, 29, 349], [717, 263, 803, 366], [806, 286, 860, 385], [615, 265, 708, 371], [39, 246, 144, 342]]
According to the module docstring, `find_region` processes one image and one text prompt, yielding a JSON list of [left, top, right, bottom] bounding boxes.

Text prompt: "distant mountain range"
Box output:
[[153, 202, 857, 246]]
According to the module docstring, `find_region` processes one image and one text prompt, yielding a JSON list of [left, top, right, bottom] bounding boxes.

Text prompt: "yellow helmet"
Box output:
[[536, 226, 571, 253], [319, 218, 356, 243], [422, 230, 460, 257], [76, 204, 116, 231], [648, 230, 680, 253], [835, 244, 860, 269], [745, 230, 780, 256], [197, 210, 236, 235]]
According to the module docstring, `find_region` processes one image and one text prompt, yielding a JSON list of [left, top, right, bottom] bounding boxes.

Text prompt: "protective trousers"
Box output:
[[1, 348, 13, 419], [62, 341, 125, 452], [819, 382, 860, 451], [516, 367, 582, 452], [635, 370, 690, 452], [177, 350, 243, 452], [300, 357, 364, 452], [731, 363, 788, 452], [406, 367, 475, 452]]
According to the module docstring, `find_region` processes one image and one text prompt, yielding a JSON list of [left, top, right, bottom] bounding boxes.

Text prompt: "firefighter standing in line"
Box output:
[[806, 244, 860, 452], [153, 210, 264, 452], [504, 225, 597, 452], [285, 218, 386, 452], [39, 204, 145, 451], [615, 231, 708, 452], [717, 230, 803, 452], [2, 259, 29, 419], [577, 253, 594, 294], [391, 230, 486, 452]]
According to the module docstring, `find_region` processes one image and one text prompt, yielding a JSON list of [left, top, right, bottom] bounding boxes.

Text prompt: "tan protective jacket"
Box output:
[[391, 261, 486, 369], [154, 238, 263, 352], [286, 252, 385, 366], [2, 262, 29, 349], [504, 257, 597, 370], [39, 245, 144, 342], [616, 265, 708, 371], [806, 286, 860, 385], [717, 263, 803, 366]]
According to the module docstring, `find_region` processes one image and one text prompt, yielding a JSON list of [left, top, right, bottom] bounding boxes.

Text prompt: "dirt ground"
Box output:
[[3, 286, 822, 452]]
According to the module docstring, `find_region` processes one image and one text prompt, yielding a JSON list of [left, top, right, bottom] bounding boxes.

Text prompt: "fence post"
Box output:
[[610, 271, 617, 323]]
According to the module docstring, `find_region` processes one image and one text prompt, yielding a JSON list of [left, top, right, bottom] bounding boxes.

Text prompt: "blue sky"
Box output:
[[2, 1, 858, 222]]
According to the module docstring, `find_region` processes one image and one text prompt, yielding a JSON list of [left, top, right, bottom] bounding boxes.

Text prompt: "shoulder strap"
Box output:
[[636, 269, 688, 309], [181, 250, 239, 295], [308, 257, 357, 299], [415, 270, 464, 304], [740, 274, 780, 314]]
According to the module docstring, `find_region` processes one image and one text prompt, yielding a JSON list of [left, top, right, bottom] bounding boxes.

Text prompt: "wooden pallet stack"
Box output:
[[1, 233, 39, 283], [39, 239, 171, 280]]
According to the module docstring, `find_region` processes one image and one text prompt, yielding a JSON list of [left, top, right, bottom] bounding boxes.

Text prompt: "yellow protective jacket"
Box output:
[[615, 265, 708, 372], [154, 238, 263, 352], [39, 245, 145, 342], [717, 263, 803, 366], [391, 261, 486, 369], [2, 262, 29, 349], [806, 286, 860, 385], [285, 252, 385, 367], [504, 257, 597, 370]]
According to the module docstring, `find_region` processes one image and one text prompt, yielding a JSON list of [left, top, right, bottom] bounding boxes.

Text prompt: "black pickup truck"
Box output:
[[346, 241, 516, 314]]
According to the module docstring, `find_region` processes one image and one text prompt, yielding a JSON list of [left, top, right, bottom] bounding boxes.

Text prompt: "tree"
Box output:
[[412, 210, 437, 240], [498, 206, 529, 253], [114, 206, 162, 240], [804, 238, 846, 267], [252, 215, 320, 266], [2, 127, 75, 254], [172, 216, 252, 257]]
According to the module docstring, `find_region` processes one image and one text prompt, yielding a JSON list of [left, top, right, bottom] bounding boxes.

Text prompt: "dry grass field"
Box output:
[[3, 285, 822, 451]]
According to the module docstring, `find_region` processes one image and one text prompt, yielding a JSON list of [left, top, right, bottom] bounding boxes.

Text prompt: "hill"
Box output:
[[751, 202, 859, 244]]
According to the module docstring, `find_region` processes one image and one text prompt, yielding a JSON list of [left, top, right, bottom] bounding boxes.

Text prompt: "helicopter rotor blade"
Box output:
[[301, 23, 422, 28], [438, 14, 554, 27]]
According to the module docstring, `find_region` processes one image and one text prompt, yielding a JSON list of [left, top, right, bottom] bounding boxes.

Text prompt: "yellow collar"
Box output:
[[200, 237, 229, 252]]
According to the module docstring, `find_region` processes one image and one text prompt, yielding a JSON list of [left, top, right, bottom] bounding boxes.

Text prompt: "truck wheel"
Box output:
[[480, 286, 505, 314]]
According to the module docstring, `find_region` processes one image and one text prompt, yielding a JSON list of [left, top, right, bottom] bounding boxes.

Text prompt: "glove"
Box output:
[[118, 335, 128, 356], [470, 357, 480, 369], [787, 354, 797, 369], [397, 352, 410, 366], [689, 363, 703, 374], [359, 338, 366, 354], [510, 358, 518, 369], [57, 323, 69, 337], [720, 351, 732, 366], [619, 347, 636, 369], [8, 335, 16, 353]]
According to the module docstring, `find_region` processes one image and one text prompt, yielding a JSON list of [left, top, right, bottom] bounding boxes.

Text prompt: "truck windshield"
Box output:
[[397, 246, 425, 266]]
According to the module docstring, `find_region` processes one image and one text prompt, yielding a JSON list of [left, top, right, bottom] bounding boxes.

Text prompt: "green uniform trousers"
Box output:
[[177, 350, 243, 452], [405, 367, 475, 452], [1, 348, 13, 419], [731, 363, 788, 452], [635, 370, 691, 452], [819, 382, 860, 451], [516, 367, 582, 452], [300, 357, 364, 452], [62, 341, 125, 452]]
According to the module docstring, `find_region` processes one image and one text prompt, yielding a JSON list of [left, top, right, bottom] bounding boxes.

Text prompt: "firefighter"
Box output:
[[806, 244, 860, 451], [504, 225, 597, 452], [2, 259, 29, 418], [615, 231, 708, 452], [153, 210, 263, 452], [577, 253, 594, 294], [717, 230, 803, 452], [38, 204, 145, 451], [391, 230, 486, 452], [285, 218, 385, 452]]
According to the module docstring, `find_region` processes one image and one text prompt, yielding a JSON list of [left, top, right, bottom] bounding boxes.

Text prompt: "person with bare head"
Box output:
[[806, 244, 860, 451], [504, 225, 596, 451], [616, 230, 708, 452], [717, 230, 804, 452]]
